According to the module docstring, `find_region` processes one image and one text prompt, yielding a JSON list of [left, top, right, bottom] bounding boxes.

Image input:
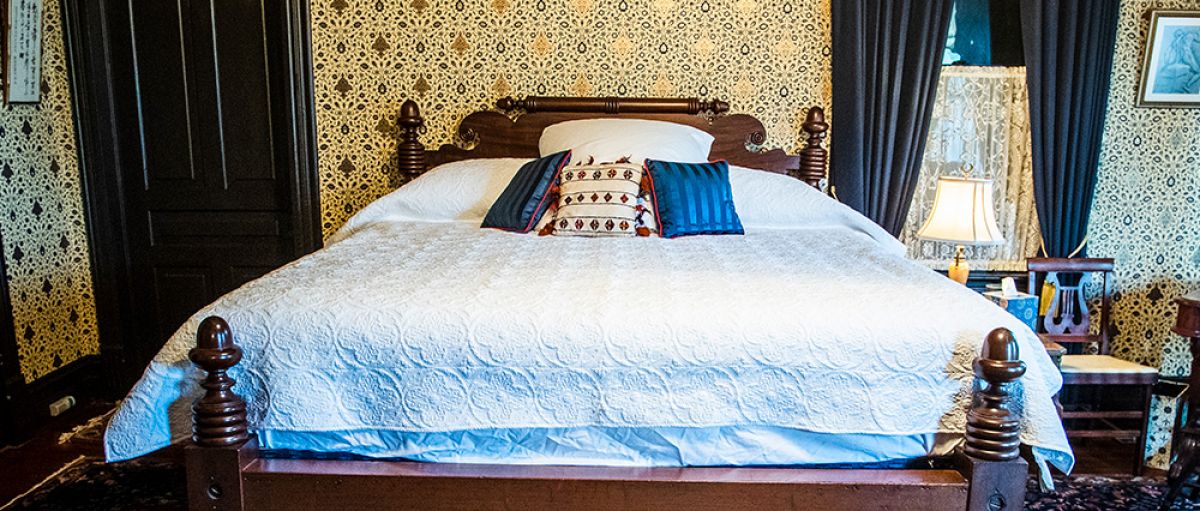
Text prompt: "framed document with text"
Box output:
[[3, 0, 43, 104]]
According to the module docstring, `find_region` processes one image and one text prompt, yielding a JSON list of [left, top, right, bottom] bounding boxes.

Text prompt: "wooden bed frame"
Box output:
[[185, 97, 1031, 511]]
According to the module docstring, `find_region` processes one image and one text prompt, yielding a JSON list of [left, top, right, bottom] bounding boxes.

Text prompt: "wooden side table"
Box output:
[[1161, 290, 1200, 511]]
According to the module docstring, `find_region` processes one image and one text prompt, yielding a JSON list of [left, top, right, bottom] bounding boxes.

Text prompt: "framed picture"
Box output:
[[1138, 10, 1200, 108], [2, 0, 43, 104]]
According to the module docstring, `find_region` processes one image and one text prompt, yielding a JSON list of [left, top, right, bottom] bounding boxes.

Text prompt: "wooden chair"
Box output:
[[1027, 257, 1158, 475]]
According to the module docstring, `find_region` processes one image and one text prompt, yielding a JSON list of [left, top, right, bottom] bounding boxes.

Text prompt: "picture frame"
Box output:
[[2, 0, 43, 104], [1137, 10, 1200, 108]]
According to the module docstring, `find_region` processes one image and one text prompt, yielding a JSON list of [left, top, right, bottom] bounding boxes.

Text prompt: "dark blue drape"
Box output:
[[830, 0, 954, 236], [1020, 0, 1120, 258]]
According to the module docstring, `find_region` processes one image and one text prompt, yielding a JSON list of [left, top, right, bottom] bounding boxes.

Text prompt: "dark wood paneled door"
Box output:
[[64, 0, 320, 392]]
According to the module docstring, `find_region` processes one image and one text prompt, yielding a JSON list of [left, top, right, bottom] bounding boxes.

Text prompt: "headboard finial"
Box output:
[[396, 99, 426, 185], [798, 106, 829, 189]]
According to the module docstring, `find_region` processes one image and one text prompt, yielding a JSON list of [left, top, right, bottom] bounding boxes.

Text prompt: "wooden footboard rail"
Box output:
[[185, 317, 1029, 511]]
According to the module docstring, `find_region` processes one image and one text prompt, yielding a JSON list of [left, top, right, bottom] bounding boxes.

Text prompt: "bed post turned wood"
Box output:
[[186, 316, 255, 511], [958, 327, 1029, 511], [798, 107, 828, 189], [395, 99, 427, 185]]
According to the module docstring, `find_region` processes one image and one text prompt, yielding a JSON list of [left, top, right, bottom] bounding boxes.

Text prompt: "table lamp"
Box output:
[[916, 175, 1005, 285]]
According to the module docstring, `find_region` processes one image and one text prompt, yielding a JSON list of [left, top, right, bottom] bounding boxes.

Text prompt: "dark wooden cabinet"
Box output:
[[63, 0, 320, 393]]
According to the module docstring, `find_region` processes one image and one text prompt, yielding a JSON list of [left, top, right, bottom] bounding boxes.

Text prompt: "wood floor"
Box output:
[[0, 400, 1162, 506]]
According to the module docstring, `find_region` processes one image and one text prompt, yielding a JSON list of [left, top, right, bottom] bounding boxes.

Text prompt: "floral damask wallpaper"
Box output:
[[310, 0, 833, 237], [0, 0, 100, 382], [1089, 0, 1200, 468], [0, 1, 1195, 473]]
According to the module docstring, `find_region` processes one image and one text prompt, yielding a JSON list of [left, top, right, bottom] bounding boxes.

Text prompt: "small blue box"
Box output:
[[983, 291, 1039, 332]]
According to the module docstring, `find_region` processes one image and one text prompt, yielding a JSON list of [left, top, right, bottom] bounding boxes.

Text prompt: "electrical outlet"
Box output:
[[49, 395, 76, 417]]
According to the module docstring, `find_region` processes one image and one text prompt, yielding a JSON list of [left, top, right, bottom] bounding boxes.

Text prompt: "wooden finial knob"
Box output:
[[398, 100, 422, 128], [190, 316, 249, 448], [196, 316, 233, 350], [964, 327, 1026, 461]]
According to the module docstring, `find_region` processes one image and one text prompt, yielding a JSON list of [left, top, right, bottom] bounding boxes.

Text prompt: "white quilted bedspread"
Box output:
[[104, 161, 1071, 478], [105, 221, 1071, 472]]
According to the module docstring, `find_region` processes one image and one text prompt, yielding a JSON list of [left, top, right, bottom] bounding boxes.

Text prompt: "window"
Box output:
[[943, 0, 1024, 66], [901, 66, 1041, 272]]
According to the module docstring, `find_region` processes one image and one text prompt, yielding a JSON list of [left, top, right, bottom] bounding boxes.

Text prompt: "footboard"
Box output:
[[184, 317, 1029, 511]]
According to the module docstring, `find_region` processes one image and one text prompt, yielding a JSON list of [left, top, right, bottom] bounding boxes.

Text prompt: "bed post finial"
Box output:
[[798, 106, 828, 190], [965, 327, 1025, 462], [189, 316, 249, 448], [396, 99, 427, 185], [957, 327, 1028, 511]]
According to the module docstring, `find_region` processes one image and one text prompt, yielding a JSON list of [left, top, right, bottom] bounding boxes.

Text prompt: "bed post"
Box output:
[[396, 99, 427, 185], [957, 327, 1029, 511], [798, 106, 828, 190], [186, 316, 255, 511]]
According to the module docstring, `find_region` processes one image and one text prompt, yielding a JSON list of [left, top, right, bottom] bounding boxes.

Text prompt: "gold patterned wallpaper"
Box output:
[[0, 0, 100, 383], [1089, 0, 1200, 468], [310, 0, 834, 237], [0, 5, 1194, 476]]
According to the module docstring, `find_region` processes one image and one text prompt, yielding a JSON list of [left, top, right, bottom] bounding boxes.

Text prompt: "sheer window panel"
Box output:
[[901, 66, 1041, 272]]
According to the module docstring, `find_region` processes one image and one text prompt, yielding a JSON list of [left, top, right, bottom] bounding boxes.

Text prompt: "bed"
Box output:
[[104, 96, 1071, 511]]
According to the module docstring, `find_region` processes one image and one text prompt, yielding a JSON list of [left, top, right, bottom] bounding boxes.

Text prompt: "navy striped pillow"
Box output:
[[482, 150, 571, 232], [643, 159, 744, 238]]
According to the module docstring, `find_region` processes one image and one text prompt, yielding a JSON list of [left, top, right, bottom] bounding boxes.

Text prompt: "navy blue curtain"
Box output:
[[830, 0, 954, 237], [1020, 0, 1120, 258]]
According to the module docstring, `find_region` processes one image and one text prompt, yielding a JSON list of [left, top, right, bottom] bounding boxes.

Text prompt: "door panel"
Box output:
[[87, 0, 315, 380]]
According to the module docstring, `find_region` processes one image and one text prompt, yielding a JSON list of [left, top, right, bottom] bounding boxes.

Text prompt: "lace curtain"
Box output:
[[901, 66, 1041, 272]]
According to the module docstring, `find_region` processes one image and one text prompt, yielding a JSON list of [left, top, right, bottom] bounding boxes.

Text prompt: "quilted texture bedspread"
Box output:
[[105, 220, 1072, 473], [104, 162, 1072, 481]]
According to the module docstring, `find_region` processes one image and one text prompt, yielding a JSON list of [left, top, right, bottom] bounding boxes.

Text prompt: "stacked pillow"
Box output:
[[482, 119, 743, 238]]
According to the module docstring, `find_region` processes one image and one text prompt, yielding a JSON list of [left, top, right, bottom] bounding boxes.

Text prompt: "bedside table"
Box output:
[[1162, 290, 1200, 510]]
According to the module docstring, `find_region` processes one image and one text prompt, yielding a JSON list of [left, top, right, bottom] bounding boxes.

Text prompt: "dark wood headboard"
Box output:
[[394, 96, 829, 189]]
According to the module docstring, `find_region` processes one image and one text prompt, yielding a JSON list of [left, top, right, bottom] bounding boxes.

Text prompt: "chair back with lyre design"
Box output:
[[1026, 257, 1114, 355]]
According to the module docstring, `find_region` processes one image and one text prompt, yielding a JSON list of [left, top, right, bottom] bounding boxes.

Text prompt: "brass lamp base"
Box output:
[[947, 244, 970, 285]]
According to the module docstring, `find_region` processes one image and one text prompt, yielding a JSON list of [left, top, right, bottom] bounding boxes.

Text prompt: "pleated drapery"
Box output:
[[830, 0, 955, 236], [1020, 0, 1121, 258]]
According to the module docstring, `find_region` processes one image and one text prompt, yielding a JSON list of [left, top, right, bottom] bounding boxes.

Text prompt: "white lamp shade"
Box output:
[[916, 176, 1005, 245]]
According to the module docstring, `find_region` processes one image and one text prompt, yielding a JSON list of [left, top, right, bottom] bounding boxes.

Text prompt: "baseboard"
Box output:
[[0, 355, 102, 445]]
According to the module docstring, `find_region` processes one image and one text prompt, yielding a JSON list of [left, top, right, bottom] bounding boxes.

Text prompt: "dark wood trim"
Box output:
[[395, 97, 828, 189], [0, 226, 22, 445], [60, 0, 140, 397], [184, 315, 1027, 511], [273, 0, 322, 254], [61, 0, 322, 396]]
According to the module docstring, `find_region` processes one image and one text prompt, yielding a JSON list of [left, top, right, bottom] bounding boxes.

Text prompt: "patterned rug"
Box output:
[[2, 457, 1196, 510]]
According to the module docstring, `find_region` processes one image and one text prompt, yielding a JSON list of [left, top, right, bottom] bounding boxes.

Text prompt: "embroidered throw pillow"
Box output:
[[644, 159, 744, 238], [552, 162, 643, 237], [481, 150, 571, 233]]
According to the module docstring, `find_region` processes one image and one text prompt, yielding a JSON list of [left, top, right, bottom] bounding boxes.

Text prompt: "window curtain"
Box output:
[[830, 0, 955, 236], [1020, 0, 1120, 258], [902, 67, 1041, 272]]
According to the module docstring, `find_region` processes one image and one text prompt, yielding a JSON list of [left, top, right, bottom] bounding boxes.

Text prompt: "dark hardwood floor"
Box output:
[[0, 402, 1162, 505], [0, 399, 111, 503]]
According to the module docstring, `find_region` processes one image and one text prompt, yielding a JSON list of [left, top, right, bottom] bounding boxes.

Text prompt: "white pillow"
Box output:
[[539, 119, 715, 165], [328, 158, 529, 244], [729, 165, 905, 255]]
